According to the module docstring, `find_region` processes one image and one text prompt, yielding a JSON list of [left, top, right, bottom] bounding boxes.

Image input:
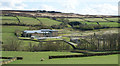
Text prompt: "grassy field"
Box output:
[[81, 22, 119, 27], [18, 16, 40, 25], [2, 26, 29, 33], [37, 18, 62, 26], [0, 59, 8, 61], [62, 37, 70, 41], [68, 18, 119, 27], [40, 38, 62, 41], [1, 16, 119, 28], [2, 26, 41, 50], [84, 18, 107, 21], [2, 51, 118, 64], [2, 26, 29, 43], [1, 16, 62, 26], [2, 36, 40, 50], [68, 18, 84, 22], [1, 16, 19, 24], [106, 18, 118, 21]]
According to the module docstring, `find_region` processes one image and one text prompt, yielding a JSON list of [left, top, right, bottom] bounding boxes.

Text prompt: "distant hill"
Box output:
[[0, 10, 119, 18]]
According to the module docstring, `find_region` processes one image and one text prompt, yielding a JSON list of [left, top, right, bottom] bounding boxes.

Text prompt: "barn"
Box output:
[[23, 29, 58, 37]]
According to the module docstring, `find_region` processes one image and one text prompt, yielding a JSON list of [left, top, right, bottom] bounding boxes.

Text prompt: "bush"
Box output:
[[51, 23, 68, 29], [68, 21, 82, 27], [15, 29, 22, 37]]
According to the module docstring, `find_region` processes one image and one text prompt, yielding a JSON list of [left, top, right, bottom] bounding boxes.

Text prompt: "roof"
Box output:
[[41, 29, 57, 32], [24, 29, 57, 34]]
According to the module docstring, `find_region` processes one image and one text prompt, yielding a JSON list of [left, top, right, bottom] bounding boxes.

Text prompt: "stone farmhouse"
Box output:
[[23, 29, 58, 37]]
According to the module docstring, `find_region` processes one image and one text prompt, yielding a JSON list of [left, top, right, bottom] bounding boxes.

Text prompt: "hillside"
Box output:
[[1, 10, 120, 65], [1, 10, 118, 18]]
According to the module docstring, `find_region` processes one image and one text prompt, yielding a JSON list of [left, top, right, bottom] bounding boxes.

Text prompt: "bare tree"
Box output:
[[2, 37, 22, 51]]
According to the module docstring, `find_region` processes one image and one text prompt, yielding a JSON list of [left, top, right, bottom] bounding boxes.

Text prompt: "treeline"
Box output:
[[68, 21, 110, 30], [37, 10, 62, 13], [26, 41, 72, 52], [75, 33, 120, 51], [73, 24, 109, 30], [2, 37, 73, 51]]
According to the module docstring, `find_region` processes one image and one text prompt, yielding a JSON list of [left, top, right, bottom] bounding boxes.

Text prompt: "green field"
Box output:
[[68, 18, 119, 27], [106, 18, 118, 21], [37, 18, 62, 26], [2, 26, 41, 49], [2, 26, 29, 44], [1, 16, 119, 27], [18, 16, 40, 25], [84, 18, 107, 21], [2, 26, 29, 33], [2, 51, 118, 64], [81, 22, 119, 27], [1, 16, 62, 26], [0, 59, 8, 61], [1, 16, 18, 24], [68, 18, 84, 22], [2, 26, 27, 42]]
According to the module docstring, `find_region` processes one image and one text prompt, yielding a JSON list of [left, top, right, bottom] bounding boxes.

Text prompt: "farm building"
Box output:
[[23, 29, 58, 37]]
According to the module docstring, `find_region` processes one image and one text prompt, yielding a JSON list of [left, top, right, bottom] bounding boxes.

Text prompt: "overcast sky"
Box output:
[[0, 0, 119, 15]]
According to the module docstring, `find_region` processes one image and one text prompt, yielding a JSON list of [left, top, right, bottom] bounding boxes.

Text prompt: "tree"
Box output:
[[2, 37, 22, 51], [27, 42, 33, 52], [15, 29, 22, 37]]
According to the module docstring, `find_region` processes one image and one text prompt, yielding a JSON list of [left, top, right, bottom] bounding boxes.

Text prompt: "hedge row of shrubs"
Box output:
[[1, 57, 23, 60], [49, 52, 120, 59], [72, 24, 109, 30]]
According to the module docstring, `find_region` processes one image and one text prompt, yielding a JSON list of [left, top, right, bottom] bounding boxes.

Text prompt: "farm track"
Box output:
[[62, 39, 77, 49]]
